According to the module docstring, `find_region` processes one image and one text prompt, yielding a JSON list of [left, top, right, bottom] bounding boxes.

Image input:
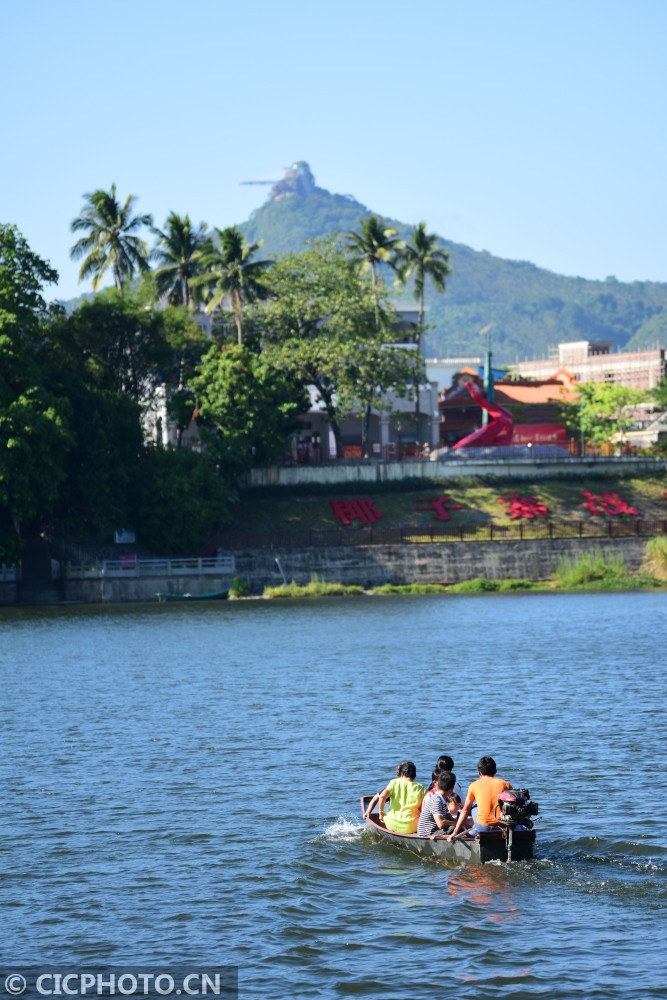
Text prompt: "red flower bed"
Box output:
[[330, 499, 384, 525], [416, 496, 463, 522], [581, 491, 638, 517], [497, 494, 549, 520]]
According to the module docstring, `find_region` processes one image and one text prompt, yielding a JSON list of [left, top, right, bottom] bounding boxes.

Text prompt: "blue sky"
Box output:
[[3, 0, 666, 301]]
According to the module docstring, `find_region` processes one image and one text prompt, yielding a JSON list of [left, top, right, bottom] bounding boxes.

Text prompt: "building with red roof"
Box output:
[[439, 369, 579, 448]]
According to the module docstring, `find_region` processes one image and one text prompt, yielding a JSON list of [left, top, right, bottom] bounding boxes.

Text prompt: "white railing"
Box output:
[[65, 556, 236, 580]]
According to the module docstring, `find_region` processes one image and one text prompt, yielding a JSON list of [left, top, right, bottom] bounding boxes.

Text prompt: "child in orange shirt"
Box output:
[[447, 755, 512, 840]]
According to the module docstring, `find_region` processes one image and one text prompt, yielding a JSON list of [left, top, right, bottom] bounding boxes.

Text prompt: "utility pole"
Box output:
[[482, 329, 495, 426]]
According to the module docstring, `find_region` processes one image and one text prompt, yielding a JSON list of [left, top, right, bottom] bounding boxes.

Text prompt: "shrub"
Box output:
[[228, 576, 250, 599], [373, 583, 449, 595], [448, 577, 501, 593], [263, 575, 364, 599], [641, 536, 667, 582], [555, 551, 629, 588]]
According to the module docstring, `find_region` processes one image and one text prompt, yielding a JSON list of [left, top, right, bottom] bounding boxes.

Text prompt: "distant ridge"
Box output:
[[240, 162, 667, 362]]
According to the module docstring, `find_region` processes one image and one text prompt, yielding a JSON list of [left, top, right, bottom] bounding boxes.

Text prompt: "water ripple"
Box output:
[[2, 593, 667, 997]]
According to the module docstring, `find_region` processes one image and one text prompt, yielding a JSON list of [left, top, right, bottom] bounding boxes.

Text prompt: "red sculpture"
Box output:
[[452, 381, 514, 449]]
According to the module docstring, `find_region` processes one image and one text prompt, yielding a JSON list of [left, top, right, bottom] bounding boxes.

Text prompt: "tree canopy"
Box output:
[[560, 382, 649, 445], [151, 212, 208, 307], [256, 237, 415, 455], [192, 226, 272, 345], [191, 344, 308, 474], [70, 184, 153, 291], [346, 214, 404, 293], [395, 222, 451, 440], [0, 226, 71, 558]]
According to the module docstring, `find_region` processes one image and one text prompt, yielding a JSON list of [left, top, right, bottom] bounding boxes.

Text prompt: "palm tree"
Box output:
[[345, 214, 404, 297], [395, 222, 452, 442], [70, 184, 153, 291], [192, 226, 272, 345], [151, 212, 209, 307]]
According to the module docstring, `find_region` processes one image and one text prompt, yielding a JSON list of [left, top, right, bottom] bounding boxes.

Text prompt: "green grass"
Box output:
[[232, 474, 667, 539], [555, 551, 627, 587], [553, 551, 659, 590], [263, 574, 537, 597], [642, 536, 667, 582], [263, 574, 364, 599], [373, 583, 450, 595], [228, 575, 251, 599], [445, 577, 537, 593], [232, 474, 667, 598]]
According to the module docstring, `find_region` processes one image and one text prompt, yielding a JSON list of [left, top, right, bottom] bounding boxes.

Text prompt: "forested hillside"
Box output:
[[241, 165, 667, 362]]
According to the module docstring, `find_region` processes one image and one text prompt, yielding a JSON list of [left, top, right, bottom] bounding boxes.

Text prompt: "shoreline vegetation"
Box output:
[[253, 541, 667, 599]]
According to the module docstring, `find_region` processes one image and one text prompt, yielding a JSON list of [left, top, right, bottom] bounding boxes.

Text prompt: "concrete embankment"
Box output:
[[0, 535, 650, 604], [244, 455, 663, 488]]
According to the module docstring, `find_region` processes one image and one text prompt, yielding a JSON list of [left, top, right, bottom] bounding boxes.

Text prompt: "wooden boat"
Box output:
[[156, 589, 228, 602], [360, 795, 536, 864]]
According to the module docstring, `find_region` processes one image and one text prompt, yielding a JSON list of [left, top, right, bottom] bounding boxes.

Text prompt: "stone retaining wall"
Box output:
[[46, 535, 651, 603], [229, 535, 648, 592]]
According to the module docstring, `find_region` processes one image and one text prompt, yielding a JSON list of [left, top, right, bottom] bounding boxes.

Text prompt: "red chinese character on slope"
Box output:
[[416, 496, 463, 522], [330, 499, 384, 525], [582, 491, 638, 516], [497, 494, 550, 520]]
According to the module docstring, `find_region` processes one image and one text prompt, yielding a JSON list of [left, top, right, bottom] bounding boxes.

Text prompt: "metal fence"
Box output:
[[208, 517, 667, 550], [65, 556, 236, 580]]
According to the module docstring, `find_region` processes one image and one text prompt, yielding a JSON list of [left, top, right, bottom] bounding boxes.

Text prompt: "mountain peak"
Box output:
[[239, 166, 667, 359], [242, 161, 318, 203]]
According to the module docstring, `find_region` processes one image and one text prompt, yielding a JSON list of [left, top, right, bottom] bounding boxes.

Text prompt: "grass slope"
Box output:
[[233, 474, 667, 539]]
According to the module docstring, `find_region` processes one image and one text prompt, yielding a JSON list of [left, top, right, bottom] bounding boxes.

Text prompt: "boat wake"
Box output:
[[316, 817, 365, 843]]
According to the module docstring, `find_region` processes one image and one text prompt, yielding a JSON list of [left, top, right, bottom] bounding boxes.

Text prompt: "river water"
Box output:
[[1, 592, 666, 999]]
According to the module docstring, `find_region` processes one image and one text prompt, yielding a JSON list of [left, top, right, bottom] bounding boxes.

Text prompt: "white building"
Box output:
[[515, 341, 666, 390]]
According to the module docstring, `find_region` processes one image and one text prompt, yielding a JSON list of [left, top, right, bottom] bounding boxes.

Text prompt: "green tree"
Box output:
[[48, 376, 144, 542], [0, 223, 58, 331], [70, 184, 153, 291], [345, 214, 404, 301], [0, 226, 72, 558], [337, 342, 416, 457], [133, 447, 231, 555], [650, 376, 667, 412], [395, 222, 452, 440], [192, 226, 272, 345], [561, 382, 648, 447], [395, 222, 451, 335], [257, 238, 373, 452], [48, 287, 174, 406], [258, 238, 412, 456], [160, 306, 209, 445], [151, 212, 208, 307], [191, 344, 307, 475]]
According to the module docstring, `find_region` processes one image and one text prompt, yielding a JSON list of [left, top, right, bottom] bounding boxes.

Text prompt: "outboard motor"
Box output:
[[497, 789, 539, 830], [496, 789, 539, 861]]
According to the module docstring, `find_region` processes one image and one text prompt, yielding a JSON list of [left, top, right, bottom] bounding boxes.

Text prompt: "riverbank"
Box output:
[[262, 548, 665, 598], [6, 467, 665, 605], [3, 534, 665, 605]]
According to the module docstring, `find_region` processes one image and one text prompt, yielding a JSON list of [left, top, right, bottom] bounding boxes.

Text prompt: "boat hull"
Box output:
[[360, 796, 535, 863], [156, 589, 228, 602]]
